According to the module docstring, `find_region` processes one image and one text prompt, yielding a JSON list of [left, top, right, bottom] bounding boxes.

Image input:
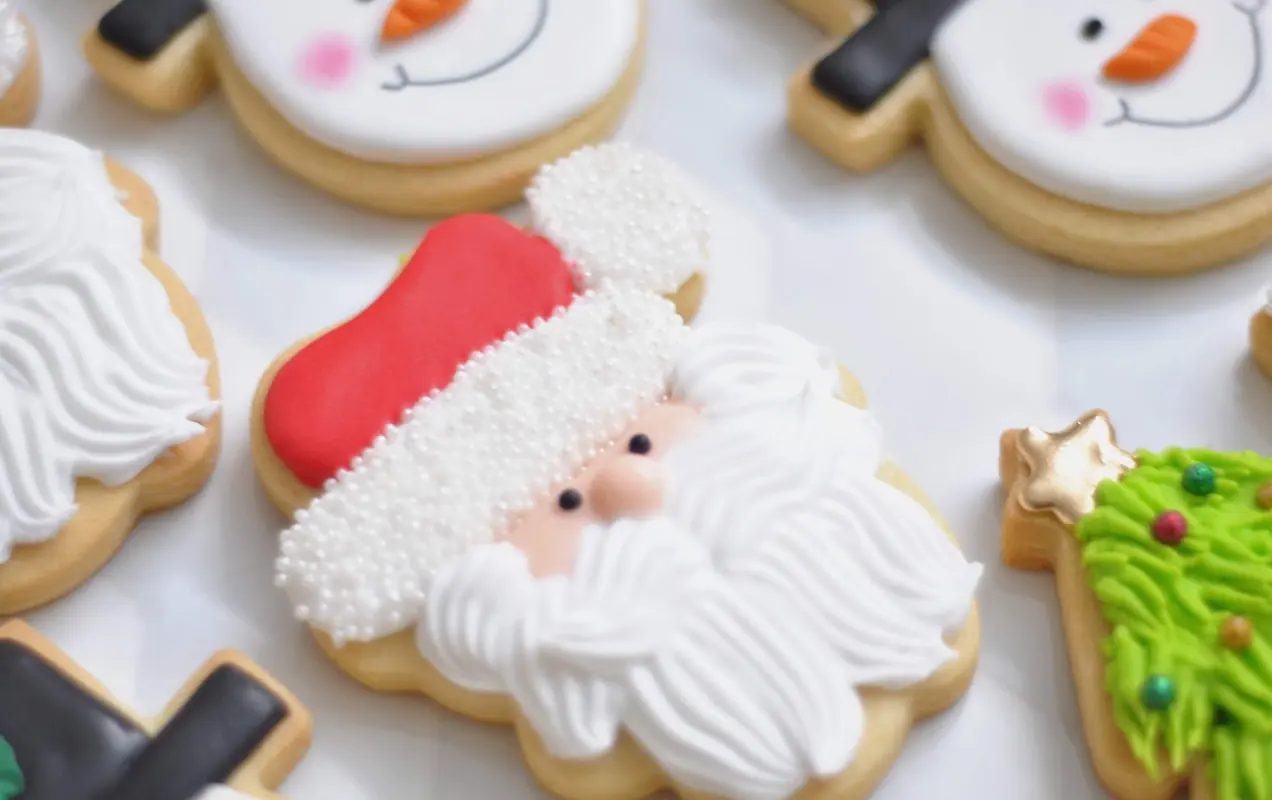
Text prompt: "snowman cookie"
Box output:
[[83, 0, 645, 216], [785, 0, 1272, 275], [0, 129, 221, 615], [0, 1, 38, 127], [0, 619, 311, 800]]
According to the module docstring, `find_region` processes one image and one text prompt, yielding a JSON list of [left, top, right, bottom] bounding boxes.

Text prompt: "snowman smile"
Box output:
[[1104, 0, 1265, 128], [381, 0, 549, 91]]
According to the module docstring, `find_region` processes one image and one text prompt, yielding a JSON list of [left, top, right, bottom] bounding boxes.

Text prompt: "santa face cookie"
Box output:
[[0, 129, 221, 615], [254, 143, 983, 800], [785, 0, 1272, 275], [0, 1, 38, 127], [83, 0, 644, 216], [1000, 411, 1272, 799], [0, 619, 311, 799]]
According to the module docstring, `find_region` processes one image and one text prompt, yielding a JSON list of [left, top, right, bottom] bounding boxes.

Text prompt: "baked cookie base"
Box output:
[[0, 620, 312, 799], [784, 0, 1272, 276], [999, 427, 1214, 799], [0, 18, 40, 127], [1250, 310, 1272, 381], [252, 335, 981, 799], [85, 9, 646, 217], [0, 163, 222, 616]]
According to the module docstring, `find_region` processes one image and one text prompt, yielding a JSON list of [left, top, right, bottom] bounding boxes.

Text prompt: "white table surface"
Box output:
[[18, 1, 1272, 798]]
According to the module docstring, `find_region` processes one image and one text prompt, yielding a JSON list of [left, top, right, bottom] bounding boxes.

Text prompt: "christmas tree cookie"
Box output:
[[1000, 411, 1272, 799]]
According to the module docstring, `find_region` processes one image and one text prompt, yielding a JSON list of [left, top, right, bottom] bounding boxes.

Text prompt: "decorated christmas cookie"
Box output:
[[0, 619, 311, 799], [253, 143, 983, 800], [82, 0, 645, 216], [785, 0, 1272, 275], [1250, 292, 1272, 380], [1000, 411, 1272, 798], [0, 129, 221, 615], [0, 1, 38, 127]]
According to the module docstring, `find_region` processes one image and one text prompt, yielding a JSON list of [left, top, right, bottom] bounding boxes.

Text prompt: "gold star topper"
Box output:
[[1015, 410, 1137, 525]]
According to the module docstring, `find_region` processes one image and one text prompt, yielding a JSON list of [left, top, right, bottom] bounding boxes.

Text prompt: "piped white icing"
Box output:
[[416, 321, 982, 800], [274, 289, 688, 645], [932, 0, 1272, 213], [0, 1, 26, 95], [208, 0, 640, 163], [0, 129, 217, 563], [528, 143, 710, 295]]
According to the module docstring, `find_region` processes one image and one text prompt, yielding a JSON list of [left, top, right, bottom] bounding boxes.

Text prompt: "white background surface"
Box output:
[[17, 1, 1272, 798]]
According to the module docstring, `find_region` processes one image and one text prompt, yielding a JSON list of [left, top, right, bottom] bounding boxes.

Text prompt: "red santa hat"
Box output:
[[270, 143, 712, 644]]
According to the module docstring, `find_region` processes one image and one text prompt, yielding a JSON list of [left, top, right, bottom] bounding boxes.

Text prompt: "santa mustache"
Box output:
[[417, 404, 983, 800]]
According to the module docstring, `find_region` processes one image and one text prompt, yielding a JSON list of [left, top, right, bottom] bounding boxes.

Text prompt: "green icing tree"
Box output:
[[0, 736, 22, 800], [1078, 447, 1272, 800]]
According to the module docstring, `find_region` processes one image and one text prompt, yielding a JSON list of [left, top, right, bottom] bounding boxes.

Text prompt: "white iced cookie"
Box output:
[[783, 0, 1272, 275], [83, 0, 646, 215]]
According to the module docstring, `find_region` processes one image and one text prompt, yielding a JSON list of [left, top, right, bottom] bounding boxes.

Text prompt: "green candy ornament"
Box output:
[[1182, 463, 1216, 496], [0, 737, 23, 800], [1141, 674, 1177, 711]]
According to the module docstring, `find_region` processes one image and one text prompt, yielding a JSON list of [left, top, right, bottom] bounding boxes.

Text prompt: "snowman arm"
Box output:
[[810, 0, 966, 112]]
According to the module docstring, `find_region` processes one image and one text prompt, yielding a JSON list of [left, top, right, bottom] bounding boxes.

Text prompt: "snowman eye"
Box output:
[[1080, 18, 1105, 39]]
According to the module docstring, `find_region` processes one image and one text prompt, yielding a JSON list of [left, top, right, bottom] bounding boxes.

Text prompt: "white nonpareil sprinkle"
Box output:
[[274, 289, 689, 645], [0, 1, 26, 95], [527, 142, 711, 295]]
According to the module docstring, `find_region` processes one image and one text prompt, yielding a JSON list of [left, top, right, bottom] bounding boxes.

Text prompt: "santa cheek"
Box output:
[[297, 33, 357, 89], [1040, 80, 1091, 132]]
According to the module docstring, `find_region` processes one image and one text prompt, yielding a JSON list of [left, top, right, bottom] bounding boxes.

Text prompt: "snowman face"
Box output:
[[931, 0, 1272, 213], [208, 0, 640, 164]]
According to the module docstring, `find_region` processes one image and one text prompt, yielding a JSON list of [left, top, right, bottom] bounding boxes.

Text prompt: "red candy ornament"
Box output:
[[262, 214, 577, 488], [1151, 511, 1188, 546]]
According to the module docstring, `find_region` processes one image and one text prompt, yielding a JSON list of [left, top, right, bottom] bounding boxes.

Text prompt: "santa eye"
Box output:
[[558, 488, 583, 512], [628, 434, 652, 455], [1080, 18, 1104, 40]]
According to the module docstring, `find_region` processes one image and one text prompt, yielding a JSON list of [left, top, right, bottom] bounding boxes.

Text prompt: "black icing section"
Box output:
[[98, 0, 208, 61], [0, 641, 288, 800], [105, 665, 289, 800], [810, 0, 967, 112], [0, 640, 148, 800]]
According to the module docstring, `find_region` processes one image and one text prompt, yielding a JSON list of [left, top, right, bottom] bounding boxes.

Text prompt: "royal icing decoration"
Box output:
[[0, 129, 217, 563], [275, 288, 688, 645], [263, 143, 708, 491], [1010, 414, 1272, 799], [412, 322, 982, 800], [0, 1, 26, 95], [931, 0, 1272, 212], [0, 621, 305, 800], [527, 144, 711, 295], [207, 0, 641, 163]]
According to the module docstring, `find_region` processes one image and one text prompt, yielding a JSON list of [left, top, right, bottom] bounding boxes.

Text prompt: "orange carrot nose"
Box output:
[[382, 0, 469, 43], [1102, 14, 1197, 83]]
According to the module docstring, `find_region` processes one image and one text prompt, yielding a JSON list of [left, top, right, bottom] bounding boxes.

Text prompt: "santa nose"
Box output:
[[1103, 14, 1197, 84], [589, 456, 665, 521]]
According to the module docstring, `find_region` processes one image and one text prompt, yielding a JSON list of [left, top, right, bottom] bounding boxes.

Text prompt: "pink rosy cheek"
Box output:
[[297, 33, 356, 89], [1041, 80, 1090, 132]]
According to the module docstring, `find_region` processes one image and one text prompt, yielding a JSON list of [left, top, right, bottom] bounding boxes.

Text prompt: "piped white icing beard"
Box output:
[[208, 0, 640, 163], [418, 325, 982, 800], [932, 0, 1272, 213], [0, 131, 218, 561]]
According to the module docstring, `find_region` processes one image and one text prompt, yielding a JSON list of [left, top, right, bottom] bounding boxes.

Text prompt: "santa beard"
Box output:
[[417, 329, 982, 800], [0, 133, 217, 558]]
